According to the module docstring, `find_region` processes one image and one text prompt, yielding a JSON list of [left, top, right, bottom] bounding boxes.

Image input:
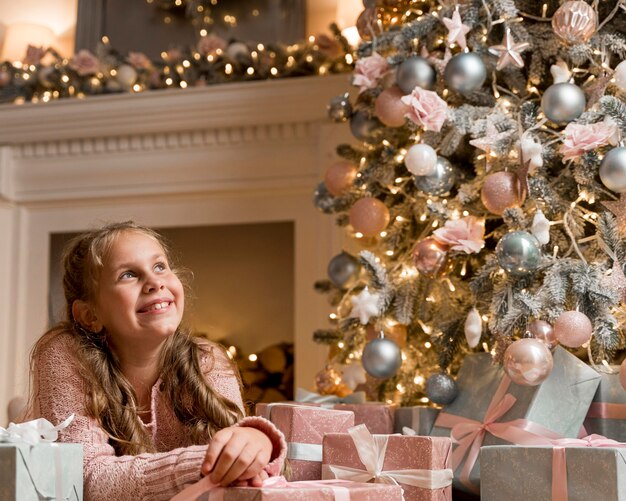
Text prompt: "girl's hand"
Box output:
[[202, 426, 273, 486]]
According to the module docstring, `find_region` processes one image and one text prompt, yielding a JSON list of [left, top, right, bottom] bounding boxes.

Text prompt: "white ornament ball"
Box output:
[[599, 147, 626, 193], [615, 61, 626, 93], [405, 143, 438, 176], [116, 64, 138, 90]]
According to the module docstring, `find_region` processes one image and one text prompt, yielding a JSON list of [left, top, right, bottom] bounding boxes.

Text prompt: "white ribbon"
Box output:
[[0, 414, 75, 445], [295, 388, 367, 406], [323, 424, 453, 490], [287, 442, 323, 462], [0, 415, 76, 501]]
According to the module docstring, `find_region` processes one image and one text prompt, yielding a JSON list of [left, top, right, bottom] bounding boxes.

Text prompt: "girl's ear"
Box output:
[[72, 300, 103, 333]]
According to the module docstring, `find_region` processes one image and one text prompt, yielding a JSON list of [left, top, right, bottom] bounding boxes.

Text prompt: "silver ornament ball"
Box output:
[[425, 373, 458, 405], [328, 94, 353, 123], [444, 52, 487, 94], [350, 110, 382, 142], [496, 231, 541, 275], [541, 83, 586, 124], [396, 56, 436, 93], [361, 338, 402, 379], [327, 252, 360, 288], [599, 147, 626, 193], [413, 156, 456, 196]]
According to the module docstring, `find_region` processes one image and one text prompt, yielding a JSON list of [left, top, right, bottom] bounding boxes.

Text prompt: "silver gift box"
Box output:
[[584, 367, 626, 442], [481, 445, 626, 501], [393, 406, 440, 435], [0, 443, 83, 501], [430, 346, 601, 493]]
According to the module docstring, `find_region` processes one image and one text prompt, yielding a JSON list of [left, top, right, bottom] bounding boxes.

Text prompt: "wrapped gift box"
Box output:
[[322, 425, 453, 501], [394, 406, 440, 435], [481, 444, 626, 501], [331, 402, 395, 434], [430, 346, 601, 494], [197, 479, 403, 500], [583, 368, 626, 441], [258, 404, 355, 481], [0, 443, 83, 501]]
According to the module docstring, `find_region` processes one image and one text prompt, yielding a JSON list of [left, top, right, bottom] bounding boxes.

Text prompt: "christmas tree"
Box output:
[[312, 0, 626, 406]]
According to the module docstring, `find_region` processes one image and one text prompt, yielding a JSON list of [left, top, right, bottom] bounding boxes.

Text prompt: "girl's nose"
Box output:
[[143, 276, 164, 293]]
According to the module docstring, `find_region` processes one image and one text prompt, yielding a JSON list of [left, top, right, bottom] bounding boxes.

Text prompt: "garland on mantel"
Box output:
[[0, 24, 353, 105]]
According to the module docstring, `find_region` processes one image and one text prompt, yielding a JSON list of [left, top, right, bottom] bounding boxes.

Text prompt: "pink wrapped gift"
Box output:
[[322, 425, 453, 501], [257, 403, 355, 481], [173, 475, 403, 501], [332, 403, 395, 434]]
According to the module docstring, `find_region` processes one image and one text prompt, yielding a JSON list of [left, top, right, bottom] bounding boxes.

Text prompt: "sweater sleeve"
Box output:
[[34, 332, 208, 501], [199, 343, 287, 477]]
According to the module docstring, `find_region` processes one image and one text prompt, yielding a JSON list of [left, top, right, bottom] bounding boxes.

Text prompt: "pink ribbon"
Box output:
[[434, 376, 561, 493], [550, 434, 626, 501], [171, 475, 356, 501], [586, 402, 626, 419]]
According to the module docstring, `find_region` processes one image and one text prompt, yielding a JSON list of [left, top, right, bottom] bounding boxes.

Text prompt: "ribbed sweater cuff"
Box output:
[[142, 445, 206, 497], [238, 416, 287, 477]]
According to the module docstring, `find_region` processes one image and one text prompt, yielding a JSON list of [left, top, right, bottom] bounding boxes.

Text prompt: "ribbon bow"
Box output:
[[434, 377, 561, 493], [551, 434, 626, 501], [0, 415, 75, 445], [295, 388, 367, 406], [323, 424, 453, 491]]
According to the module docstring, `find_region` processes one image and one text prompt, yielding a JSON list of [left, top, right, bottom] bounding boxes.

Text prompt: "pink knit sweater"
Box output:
[[33, 332, 287, 501]]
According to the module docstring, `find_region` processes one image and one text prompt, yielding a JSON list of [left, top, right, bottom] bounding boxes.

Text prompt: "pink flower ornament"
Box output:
[[127, 52, 152, 70], [401, 87, 448, 132], [69, 50, 100, 76], [197, 35, 226, 56], [433, 216, 485, 254], [352, 52, 389, 93], [560, 120, 620, 162]]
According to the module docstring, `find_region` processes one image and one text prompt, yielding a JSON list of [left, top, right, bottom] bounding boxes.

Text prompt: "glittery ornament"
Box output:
[[554, 310, 593, 348], [349, 197, 390, 237], [552, 1, 598, 45], [328, 93, 353, 122], [444, 52, 487, 94], [464, 307, 482, 348], [425, 373, 458, 404], [356, 8, 382, 41], [503, 338, 554, 386], [405, 143, 438, 176], [327, 252, 361, 288], [528, 320, 558, 349], [361, 338, 402, 379], [412, 237, 450, 278], [496, 231, 541, 275], [315, 365, 351, 396], [374, 86, 409, 127], [481, 171, 525, 215], [396, 56, 436, 93], [541, 83, 586, 124], [599, 147, 626, 193], [324, 160, 358, 196], [350, 110, 382, 142], [413, 156, 456, 196]]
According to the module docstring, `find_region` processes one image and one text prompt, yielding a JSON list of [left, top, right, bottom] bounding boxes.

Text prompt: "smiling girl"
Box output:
[[29, 221, 286, 500]]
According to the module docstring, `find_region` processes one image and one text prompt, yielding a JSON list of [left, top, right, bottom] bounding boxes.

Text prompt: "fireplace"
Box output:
[[0, 74, 350, 423]]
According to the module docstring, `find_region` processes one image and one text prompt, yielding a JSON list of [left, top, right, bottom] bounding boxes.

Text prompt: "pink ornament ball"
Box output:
[[553, 310, 593, 348], [412, 237, 450, 278], [481, 171, 525, 215], [528, 319, 558, 349], [374, 86, 409, 127], [324, 160, 358, 196], [503, 338, 554, 386], [349, 197, 390, 237], [620, 359, 626, 391]]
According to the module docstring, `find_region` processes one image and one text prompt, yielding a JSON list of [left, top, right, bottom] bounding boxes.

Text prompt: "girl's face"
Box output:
[[91, 230, 184, 349]]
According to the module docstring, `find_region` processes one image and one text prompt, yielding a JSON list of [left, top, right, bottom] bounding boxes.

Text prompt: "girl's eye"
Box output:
[[154, 262, 167, 272], [119, 271, 135, 280]]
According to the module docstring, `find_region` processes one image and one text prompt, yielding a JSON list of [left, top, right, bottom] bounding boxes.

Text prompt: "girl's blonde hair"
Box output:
[[32, 221, 243, 455]]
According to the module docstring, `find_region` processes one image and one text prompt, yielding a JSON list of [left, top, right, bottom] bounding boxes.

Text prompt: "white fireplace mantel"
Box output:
[[0, 73, 351, 423]]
